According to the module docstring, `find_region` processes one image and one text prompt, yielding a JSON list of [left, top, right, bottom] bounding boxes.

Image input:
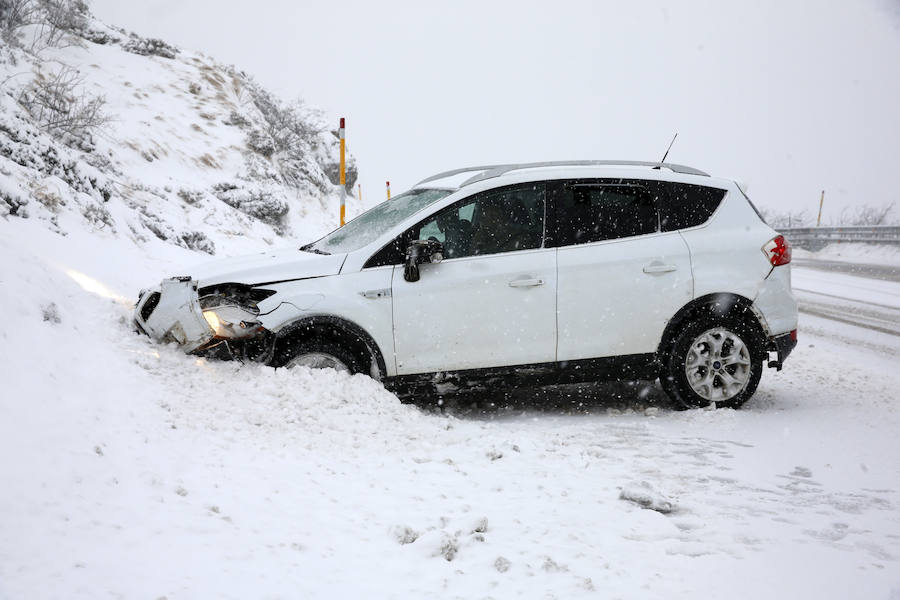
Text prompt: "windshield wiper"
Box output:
[[299, 243, 330, 255]]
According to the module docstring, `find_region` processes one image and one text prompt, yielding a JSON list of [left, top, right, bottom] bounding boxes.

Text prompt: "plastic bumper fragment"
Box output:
[[133, 277, 214, 352]]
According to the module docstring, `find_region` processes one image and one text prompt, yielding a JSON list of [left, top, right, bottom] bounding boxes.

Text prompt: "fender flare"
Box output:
[[275, 314, 388, 379], [657, 293, 765, 359]]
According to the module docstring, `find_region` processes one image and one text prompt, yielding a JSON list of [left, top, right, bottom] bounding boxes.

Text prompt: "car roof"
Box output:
[[413, 160, 734, 192]]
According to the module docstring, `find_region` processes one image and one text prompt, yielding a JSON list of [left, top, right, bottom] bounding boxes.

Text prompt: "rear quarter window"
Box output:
[[659, 182, 727, 231]]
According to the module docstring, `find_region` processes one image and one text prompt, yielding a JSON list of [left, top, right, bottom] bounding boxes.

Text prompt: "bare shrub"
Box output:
[[81, 201, 114, 230], [840, 202, 895, 226], [1, 183, 28, 216], [246, 129, 275, 158], [78, 25, 117, 45], [757, 207, 810, 229], [139, 210, 171, 241], [177, 231, 215, 254], [176, 188, 205, 205], [122, 35, 178, 59], [224, 110, 249, 127], [212, 181, 289, 231], [35, 0, 87, 47], [0, 0, 36, 43], [0, 111, 112, 201], [19, 63, 111, 143], [252, 90, 319, 159]]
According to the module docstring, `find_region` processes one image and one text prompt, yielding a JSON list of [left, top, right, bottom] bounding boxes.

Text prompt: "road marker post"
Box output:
[[339, 117, 346, 226], [386, 180, 391, 200], [817, 190, 824, 227]]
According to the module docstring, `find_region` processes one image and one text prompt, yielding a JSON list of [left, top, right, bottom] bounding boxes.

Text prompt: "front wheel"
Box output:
[[270, 337, 363, 374], [660, 317, 764, 409]]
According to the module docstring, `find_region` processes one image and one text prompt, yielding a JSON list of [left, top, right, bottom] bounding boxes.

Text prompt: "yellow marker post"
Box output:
[[386, 180, 391, 200], [358, 184, 362, 204], [339, 117, 346, 226], [816, 190, 824, 227]]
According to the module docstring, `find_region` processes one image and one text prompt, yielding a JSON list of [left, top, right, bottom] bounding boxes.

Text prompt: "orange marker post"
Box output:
[[816, 190, 824, 227], [339, 118, 346, 226]]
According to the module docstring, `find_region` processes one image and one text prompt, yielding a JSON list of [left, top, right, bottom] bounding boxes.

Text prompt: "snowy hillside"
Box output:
[[1, 4, 355, 256]]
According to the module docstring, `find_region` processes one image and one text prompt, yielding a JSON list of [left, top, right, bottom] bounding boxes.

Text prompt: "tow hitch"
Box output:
[[767, 329, 798, 370]]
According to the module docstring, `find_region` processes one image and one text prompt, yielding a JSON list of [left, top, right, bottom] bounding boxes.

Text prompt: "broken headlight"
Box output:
[[198, 285, 275, 339]]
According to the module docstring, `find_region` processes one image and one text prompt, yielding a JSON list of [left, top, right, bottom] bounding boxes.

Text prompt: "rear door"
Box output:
[[551, 179, 693, 361], [390, 183, 557, 375]]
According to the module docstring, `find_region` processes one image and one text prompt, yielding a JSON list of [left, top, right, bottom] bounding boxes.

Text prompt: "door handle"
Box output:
[[642, 263, 678, 274], [509, 278, 545, 288]]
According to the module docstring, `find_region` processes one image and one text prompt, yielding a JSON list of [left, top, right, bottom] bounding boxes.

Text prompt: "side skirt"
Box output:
[[384, 353, 660, 398]]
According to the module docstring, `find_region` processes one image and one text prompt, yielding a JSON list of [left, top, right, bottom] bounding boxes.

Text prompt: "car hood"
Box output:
[[191, 248, 346, 287]]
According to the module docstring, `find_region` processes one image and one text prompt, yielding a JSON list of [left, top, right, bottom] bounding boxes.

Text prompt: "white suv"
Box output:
[[134, 161, 798, 409]]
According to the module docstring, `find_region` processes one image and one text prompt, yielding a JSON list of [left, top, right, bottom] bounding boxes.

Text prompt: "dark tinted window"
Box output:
[[365, 183, 545, 267], [417, 183, 545, 258], [365, 236, 406, 268], [554, 181, 658, 246], [659, 182, 726, 231]]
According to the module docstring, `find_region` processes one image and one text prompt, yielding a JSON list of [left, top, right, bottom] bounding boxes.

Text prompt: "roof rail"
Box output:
[[415, 164, 513, 186], [415, 160, 709, 188]]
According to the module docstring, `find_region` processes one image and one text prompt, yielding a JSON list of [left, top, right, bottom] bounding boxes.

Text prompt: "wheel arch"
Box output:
[[657, 293, 766, 361], [273, 314, 388, 379]]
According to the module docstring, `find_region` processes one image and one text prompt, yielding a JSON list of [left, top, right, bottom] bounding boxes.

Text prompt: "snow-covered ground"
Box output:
[[794, 242, 900, 267], [2, 212, 900, 599]]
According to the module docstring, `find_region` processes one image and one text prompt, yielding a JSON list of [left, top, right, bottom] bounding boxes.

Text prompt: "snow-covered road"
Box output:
[[1, 222, 899, 599], [794, 262, 900, 341]]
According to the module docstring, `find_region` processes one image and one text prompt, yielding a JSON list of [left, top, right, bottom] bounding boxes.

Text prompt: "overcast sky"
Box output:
[[92, 0, 900, 222]]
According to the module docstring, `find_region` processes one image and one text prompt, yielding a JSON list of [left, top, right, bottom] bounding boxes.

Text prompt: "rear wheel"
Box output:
[[661, 316, 764, 409]]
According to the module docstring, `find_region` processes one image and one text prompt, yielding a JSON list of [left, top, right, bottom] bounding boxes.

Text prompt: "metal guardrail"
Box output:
[[780, 226, 900, 250]]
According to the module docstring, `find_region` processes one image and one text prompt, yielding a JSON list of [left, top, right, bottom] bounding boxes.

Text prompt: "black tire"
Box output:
[[660, 315, 765, 410], [269, 335, 364, 374]]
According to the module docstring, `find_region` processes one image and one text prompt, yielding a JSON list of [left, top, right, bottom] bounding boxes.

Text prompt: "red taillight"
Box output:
[[762, 235, 792, 266], [790, 329, 797, 341]]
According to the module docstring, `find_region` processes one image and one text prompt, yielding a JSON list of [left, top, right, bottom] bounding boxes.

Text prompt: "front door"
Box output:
[[391, 183, 557, 375]]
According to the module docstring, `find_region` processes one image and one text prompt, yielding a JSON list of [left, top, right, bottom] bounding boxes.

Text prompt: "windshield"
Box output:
[[302, 188, 453, 254]]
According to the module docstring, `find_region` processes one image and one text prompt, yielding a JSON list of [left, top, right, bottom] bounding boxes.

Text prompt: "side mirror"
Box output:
[[404, 239, 444, 282]]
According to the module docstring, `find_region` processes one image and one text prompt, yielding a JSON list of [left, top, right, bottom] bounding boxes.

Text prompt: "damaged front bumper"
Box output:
[[134, 277, 214, 352], [133, 277, 273, 360]]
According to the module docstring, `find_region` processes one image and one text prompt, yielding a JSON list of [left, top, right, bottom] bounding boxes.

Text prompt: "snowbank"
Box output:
[[3, 216, 900, 599], [793, 242, 900, 266]]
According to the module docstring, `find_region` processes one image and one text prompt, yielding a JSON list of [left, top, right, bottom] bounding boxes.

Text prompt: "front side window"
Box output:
[[553, 180, 659, 246], [415, 183, 545, 259], [364, 183, 546, 267]]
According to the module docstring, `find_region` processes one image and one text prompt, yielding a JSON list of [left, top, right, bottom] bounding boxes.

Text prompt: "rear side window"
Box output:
[[553, 181, 659, 246], [659, 182, 726, 231]]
